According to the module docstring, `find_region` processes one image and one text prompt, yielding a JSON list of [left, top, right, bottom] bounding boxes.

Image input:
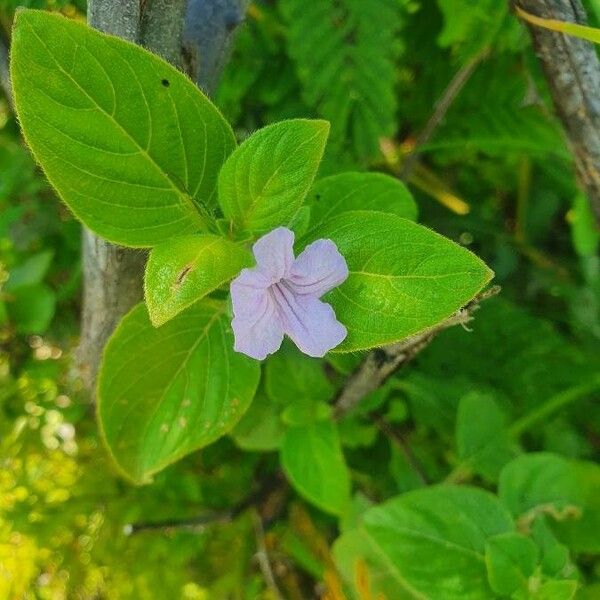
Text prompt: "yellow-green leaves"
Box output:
[[302, 211, 494, 351], [516, 5, 600, 46], [97, 300, 260, 483], [144, 234, 252, 326], [218, 119, 329, 234], [11, 9, 235, 247], [305, 172, 418, 238]]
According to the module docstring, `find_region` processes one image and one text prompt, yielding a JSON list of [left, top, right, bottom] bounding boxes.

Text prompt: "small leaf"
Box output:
[[7, 283, 56, 334], [265, 342, 334, 406], [531, 518, 570, 577], [280, 420, 350, 516], [569, 192, 599, 257], [456, 391, 515, 481], [218, 119, 329, 234], [305, 171, 418, 238], [334, 485, 515, 599], [534, 580, 578, 600], [231, 389, 285, 452], [11, 9, 235, 247], [97, 300, 260, 483], [552, 460, 600, 553], [5, 250, 53, 291], [144, 234, 251, 326], [499, 453, 584, 522], [485, 532, 538, 596], [302, 210, 494, 352]]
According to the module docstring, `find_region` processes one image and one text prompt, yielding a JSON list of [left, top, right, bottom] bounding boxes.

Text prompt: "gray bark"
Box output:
[[184, 0, 247, 93], [79, 0, 245, 392], [514, 0, 600, 226], [0, 29, 12, 108]]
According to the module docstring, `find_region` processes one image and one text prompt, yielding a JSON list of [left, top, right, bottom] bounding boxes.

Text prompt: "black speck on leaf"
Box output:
[[161, 79, 170, 88]]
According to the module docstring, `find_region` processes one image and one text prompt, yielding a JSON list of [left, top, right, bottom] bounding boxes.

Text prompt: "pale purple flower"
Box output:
[[230, 227, 349, 360]]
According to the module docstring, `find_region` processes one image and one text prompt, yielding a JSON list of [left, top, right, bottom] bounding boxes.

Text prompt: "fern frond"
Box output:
[[280, 0, 407, 164]]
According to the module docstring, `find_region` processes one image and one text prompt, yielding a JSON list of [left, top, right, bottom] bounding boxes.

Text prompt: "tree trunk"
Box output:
[[78, 0, 244, 392], [514, 0, 600, 227]]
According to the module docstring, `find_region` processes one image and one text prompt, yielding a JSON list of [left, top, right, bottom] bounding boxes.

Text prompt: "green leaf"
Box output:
[[533, 580, 579, 600], [334, 485, 515, 599], [97, 300, 260, 483], [144, 234, 251, 327], [265, 342, 334, 406], [456, 391, 515, 481], [302, 210, 493, 352], [230, 389, 285, 452], [11, 9, 235, 247], [569, 192, 599, 257], [305, 172, 418, 238], [531, 518, 570, 578], [552, 460, 600, 553], [280, 420, 350, 516], [485, 532, 538, 596], [5, 250, 53, 291], [7, 283, 56, 334], [498, 453, 584, 522], [436, 0, 521, 62], [217, 119, 329, 234]]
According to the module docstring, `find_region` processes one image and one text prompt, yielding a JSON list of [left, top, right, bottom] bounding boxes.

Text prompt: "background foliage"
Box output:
[[0, 0, 599, 598]]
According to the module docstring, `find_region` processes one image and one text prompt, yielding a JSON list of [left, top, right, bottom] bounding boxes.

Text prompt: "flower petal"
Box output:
[[288, 239, 349, 297], [230, 268, 284, 360], [252, 227, 295, 283], [271, 283, 347, 357]]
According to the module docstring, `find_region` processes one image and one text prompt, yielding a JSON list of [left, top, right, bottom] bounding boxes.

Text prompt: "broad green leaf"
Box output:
[[552, 460, 600, 553], [97, 300, 260, 483], [499, 453, 584, 522], [230, 389, 285, 452], [144, 234, 251, 326], [11, 9, 235, 247], [305, 171, 418, 238], [456, 391, 515, 481], [302, 211, 493, 352], [485, 532, 538, 596], [217, 119, 329, 234], [280, 420, 350, 516], [334, 486, 515, 599]]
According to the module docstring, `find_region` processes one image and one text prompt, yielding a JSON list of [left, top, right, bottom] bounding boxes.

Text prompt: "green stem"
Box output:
[[509, 376, 600, 438]]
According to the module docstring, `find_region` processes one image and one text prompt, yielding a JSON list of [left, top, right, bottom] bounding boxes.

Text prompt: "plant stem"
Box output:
[[509, 376, 600, 437]]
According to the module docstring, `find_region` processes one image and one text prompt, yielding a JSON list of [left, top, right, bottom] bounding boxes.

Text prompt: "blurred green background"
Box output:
[[0, 1, 599, 598]]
